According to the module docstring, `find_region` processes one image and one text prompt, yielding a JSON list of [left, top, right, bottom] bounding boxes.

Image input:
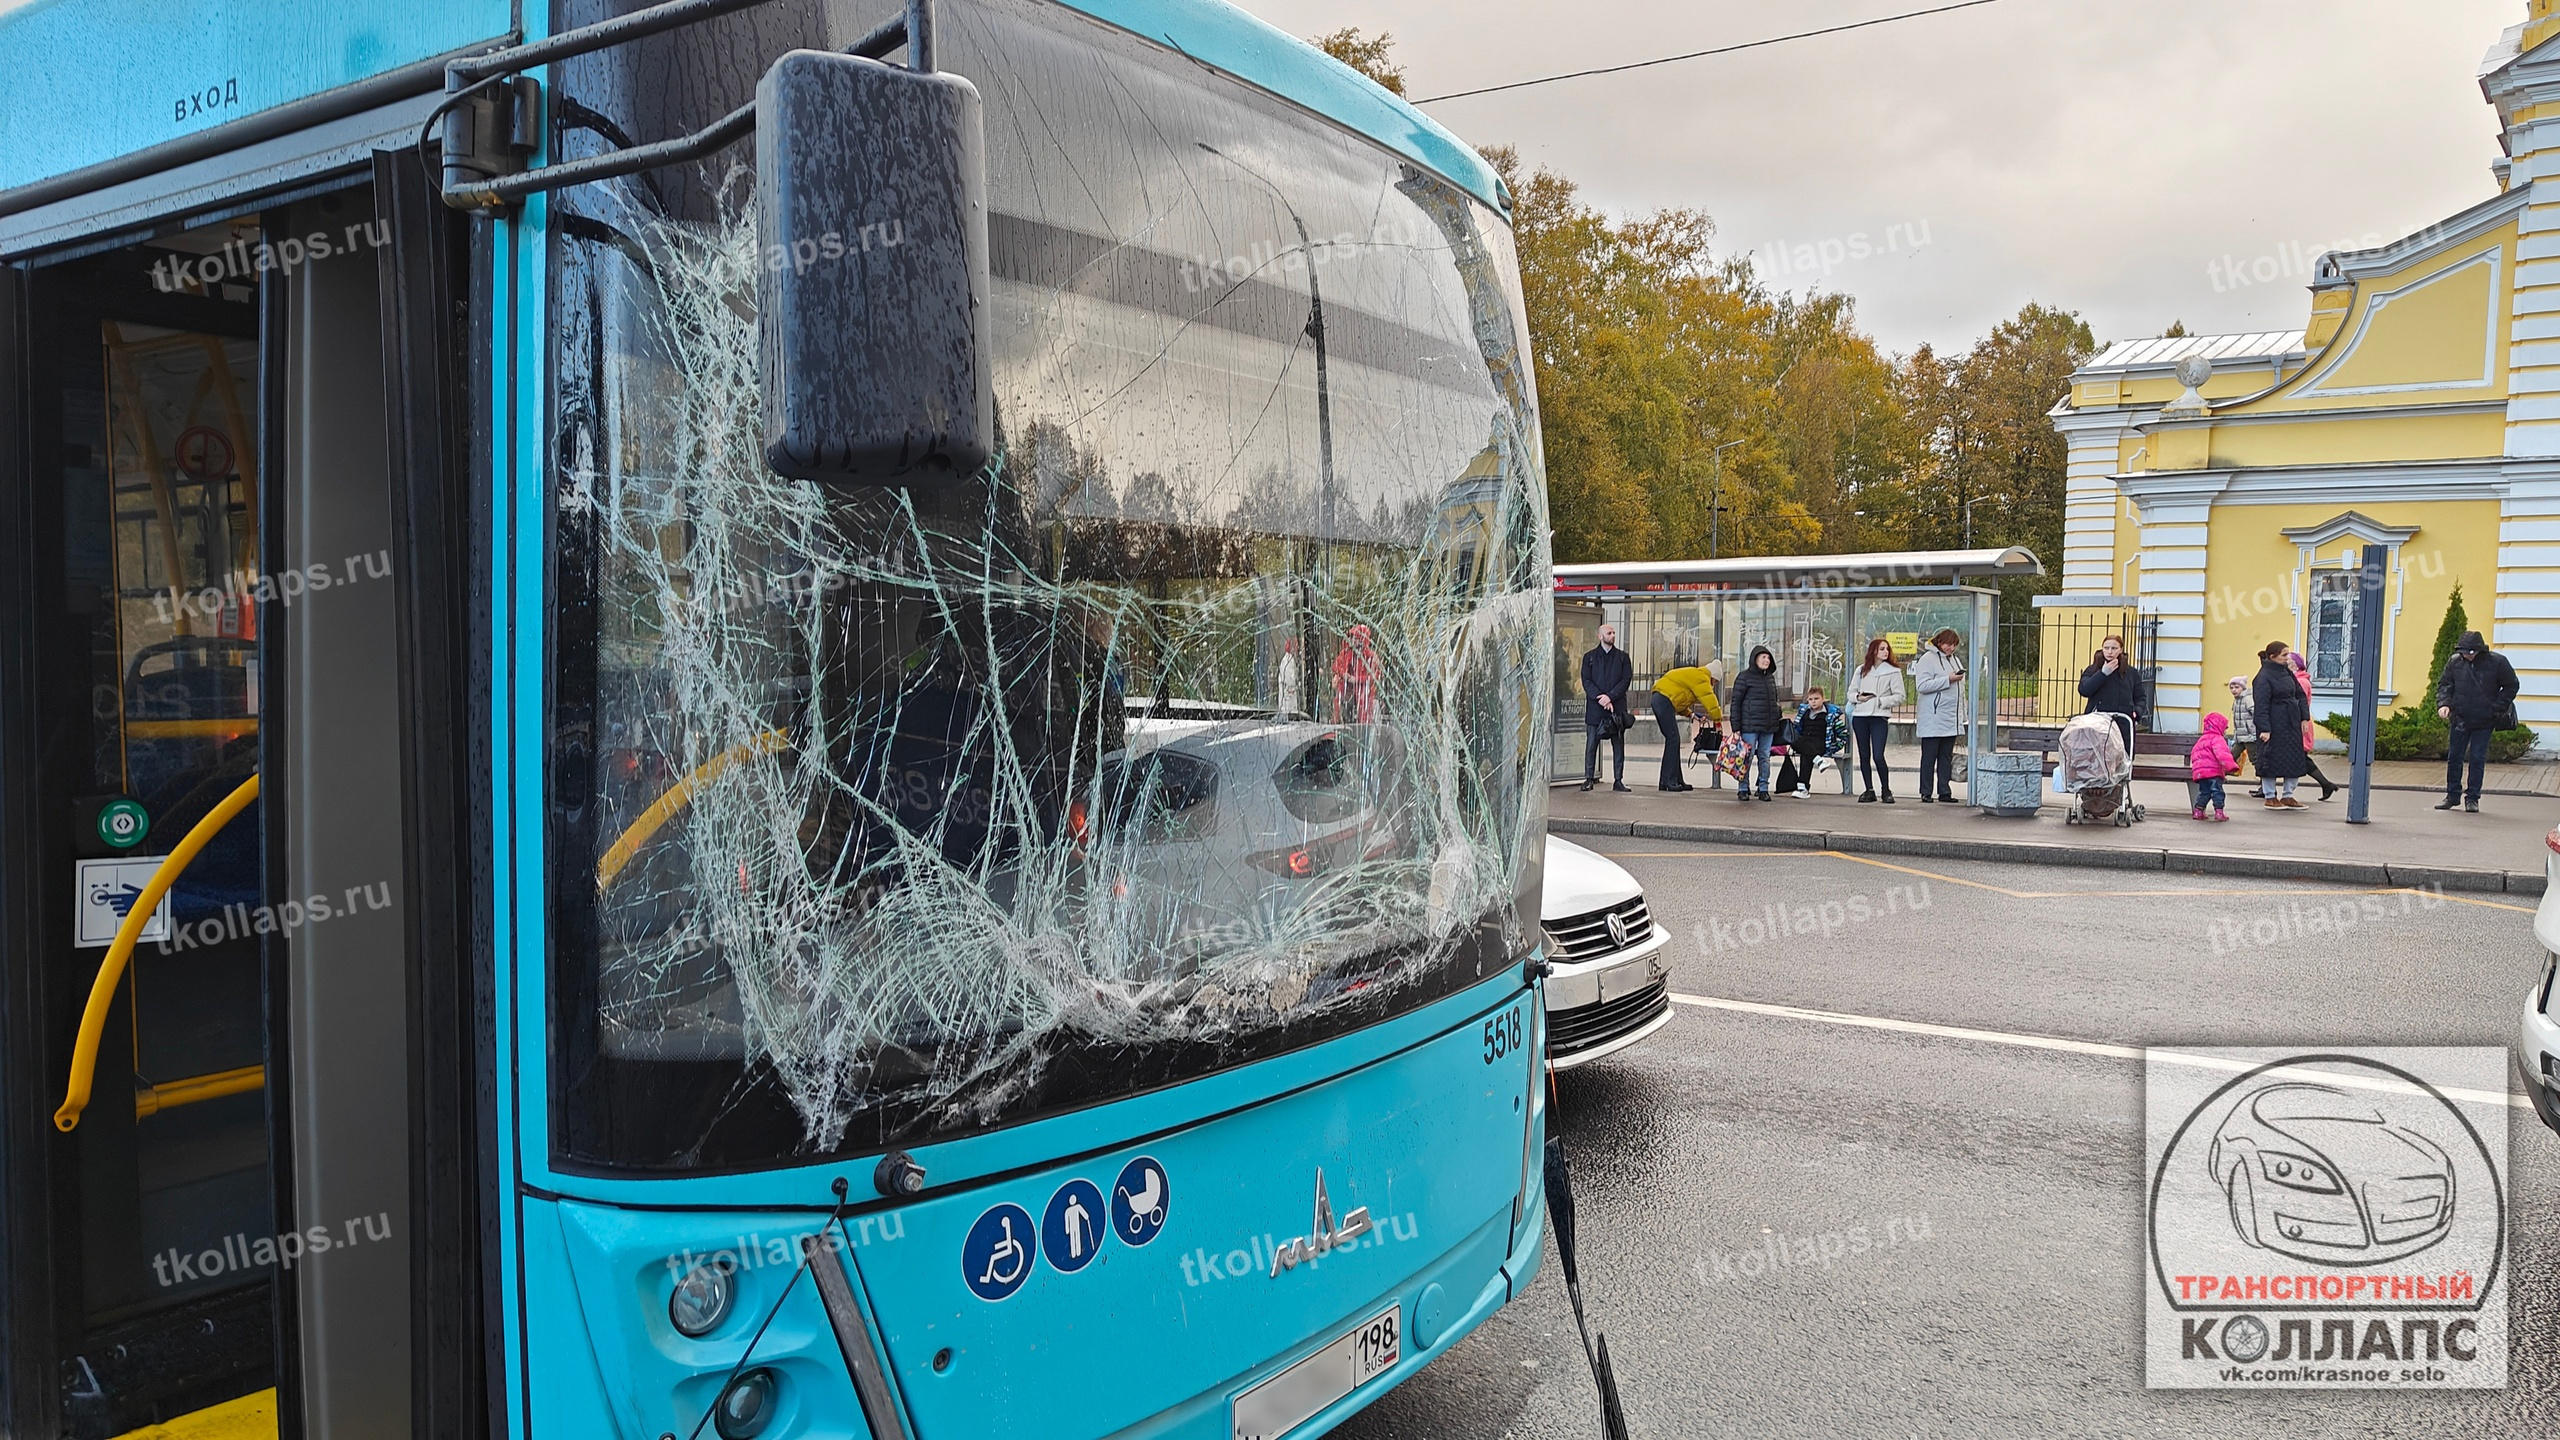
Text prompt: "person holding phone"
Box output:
[[1849, 637, 1903, 804], [1911, 629, 1966, 804], [2077, 633, 2144, 754]]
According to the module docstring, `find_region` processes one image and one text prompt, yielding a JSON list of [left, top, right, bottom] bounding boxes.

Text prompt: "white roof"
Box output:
[[2080, 331, 2306, 373], [1554, 547, 2042, 591]]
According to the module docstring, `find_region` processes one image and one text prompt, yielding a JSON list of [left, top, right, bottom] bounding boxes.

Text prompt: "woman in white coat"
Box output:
[[1910, 628, 1967, 804], [1847, 638, 1902, 804]]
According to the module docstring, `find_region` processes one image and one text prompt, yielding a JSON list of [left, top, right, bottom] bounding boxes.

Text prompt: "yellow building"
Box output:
[[2048, 2, 2560, 735]]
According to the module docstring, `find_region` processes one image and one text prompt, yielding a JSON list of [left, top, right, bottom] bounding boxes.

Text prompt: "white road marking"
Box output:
[[1669, 992, 2531, 1111]]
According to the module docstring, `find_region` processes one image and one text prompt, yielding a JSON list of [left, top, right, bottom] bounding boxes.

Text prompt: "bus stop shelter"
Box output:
[[1551, 548, 2044, 795]]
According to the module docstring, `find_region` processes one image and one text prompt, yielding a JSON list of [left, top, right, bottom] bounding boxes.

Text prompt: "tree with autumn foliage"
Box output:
[[1315, 29, 2095, 618]]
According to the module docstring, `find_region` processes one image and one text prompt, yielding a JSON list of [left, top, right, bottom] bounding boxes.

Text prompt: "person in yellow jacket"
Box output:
[[1649, 663, 1723, 792]]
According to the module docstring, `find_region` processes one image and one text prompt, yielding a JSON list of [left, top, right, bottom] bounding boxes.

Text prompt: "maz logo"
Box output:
[[1270, 1169, 1373, 1277]]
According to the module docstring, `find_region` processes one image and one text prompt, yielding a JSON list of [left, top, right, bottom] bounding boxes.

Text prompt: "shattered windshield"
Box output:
[[548, 0, 1549, 1170]]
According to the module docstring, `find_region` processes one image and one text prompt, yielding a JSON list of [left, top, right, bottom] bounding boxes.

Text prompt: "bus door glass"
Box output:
[[20, 231, 276, 1436], [11, 181, 439, 1438]]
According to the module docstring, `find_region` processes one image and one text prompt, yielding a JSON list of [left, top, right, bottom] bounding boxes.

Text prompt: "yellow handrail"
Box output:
[[135, 1063, 265, 1119], [595, 729, 788, 890], [56, 773, 260, 1132]]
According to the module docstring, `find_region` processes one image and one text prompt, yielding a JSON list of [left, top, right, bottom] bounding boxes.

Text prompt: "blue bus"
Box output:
[[0, 1, 1558, 1436]]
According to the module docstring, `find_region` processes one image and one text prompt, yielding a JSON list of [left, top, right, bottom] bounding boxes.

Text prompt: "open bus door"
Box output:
[[0, 152, 487, 1440]]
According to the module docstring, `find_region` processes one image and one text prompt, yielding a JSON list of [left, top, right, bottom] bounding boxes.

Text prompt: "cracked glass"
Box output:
[[548, 0, 1549, 1170]]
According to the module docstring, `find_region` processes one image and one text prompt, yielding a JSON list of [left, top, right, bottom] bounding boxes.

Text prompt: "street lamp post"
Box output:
[[1708, 438, 1743, 559]]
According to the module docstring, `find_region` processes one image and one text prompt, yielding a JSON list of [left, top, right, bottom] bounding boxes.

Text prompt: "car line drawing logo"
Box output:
[[2205, 1082, 2455, 1263]]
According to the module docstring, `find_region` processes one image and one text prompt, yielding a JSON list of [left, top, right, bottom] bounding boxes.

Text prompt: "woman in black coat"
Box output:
[[2077, 634, 2144, 753], [1726, 645, 1783, 801], [2250, 641, 2311, 809]]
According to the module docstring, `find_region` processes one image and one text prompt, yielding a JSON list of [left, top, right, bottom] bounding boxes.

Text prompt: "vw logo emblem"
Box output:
[[1604, 911, 1629, 948]]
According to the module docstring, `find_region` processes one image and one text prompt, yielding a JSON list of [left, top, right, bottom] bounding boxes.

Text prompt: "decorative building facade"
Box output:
[[2048, 1, 2560, 734]]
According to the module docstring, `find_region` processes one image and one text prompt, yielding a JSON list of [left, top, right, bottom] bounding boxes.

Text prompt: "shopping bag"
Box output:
[[1716, 735, 1752, 781]]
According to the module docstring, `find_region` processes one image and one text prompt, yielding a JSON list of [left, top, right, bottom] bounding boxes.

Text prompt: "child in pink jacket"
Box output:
[[2189, 712, 2237, 821]]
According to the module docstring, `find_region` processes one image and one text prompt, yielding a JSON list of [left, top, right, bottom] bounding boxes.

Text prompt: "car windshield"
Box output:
[[2253, 1085, 2386, 1124], [546, 0, 1549, 1170]]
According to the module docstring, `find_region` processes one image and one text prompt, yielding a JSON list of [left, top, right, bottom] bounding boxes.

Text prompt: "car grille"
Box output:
[[1544, 896, 1652, 963], [1549, 976, 1670, 1059]]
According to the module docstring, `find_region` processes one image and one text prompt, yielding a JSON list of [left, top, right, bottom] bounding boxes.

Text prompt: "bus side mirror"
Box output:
[[757, 49, 993, 485]]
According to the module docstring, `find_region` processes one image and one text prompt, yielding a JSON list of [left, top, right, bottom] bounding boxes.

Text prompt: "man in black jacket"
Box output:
[[2435, 630, 2519, 813], [1580, 624, 1634, 793]]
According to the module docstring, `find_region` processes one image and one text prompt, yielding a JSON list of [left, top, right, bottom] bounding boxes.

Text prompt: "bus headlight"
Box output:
[[669, 1259, 735, 1338], [713, 1367, 781, 1439]]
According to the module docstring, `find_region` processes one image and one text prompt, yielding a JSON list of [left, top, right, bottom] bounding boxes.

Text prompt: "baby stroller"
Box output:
[[2058, 712, 2145, 826]]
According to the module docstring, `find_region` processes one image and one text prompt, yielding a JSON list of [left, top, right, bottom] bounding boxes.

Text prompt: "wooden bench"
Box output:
[[2001, 725, 2198, 786]]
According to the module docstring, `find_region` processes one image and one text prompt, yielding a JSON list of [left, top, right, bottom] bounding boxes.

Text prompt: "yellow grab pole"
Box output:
[[56, 773, 260, 1132], [595, 729, 787, 891]]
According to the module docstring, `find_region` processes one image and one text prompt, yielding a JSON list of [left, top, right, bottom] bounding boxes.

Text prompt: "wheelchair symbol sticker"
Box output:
[[1042, 1179, 1108, 1273], [1112, 1156, 1170, 1248], [961, 1202, 1037, 1301]]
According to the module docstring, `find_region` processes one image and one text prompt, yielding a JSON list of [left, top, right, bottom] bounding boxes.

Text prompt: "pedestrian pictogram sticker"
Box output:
[[76, 856, 170, 947], [961, 1202, 1036, 1302], [1043, 1178, 1107, 1273], [1112, 1156, 1170, 1247]]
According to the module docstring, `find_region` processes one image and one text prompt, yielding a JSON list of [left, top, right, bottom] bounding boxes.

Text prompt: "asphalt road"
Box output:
[[1333, 836, 2560, 1439]]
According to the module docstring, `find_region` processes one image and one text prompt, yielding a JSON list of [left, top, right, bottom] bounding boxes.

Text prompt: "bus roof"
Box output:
[[0, 0, 1507, 223], [1057, 0, 1507, 213]]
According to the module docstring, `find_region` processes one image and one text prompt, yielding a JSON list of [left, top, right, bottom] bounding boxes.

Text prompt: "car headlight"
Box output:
[[669, 1257, 736, 1338], [2256, 1151, 2341, 1194], [2540, 950, 2557, 1014]]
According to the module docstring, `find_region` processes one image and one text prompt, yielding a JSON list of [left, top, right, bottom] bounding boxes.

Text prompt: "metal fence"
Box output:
[[1995, 608, 2162, 731]]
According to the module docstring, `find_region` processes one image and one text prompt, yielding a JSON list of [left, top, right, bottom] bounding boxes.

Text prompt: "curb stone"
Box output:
[[2381, 864, 2510, 895], [1629, 822, 1829, 850], [2162, 850, 2391, 887], [1548, 817, 2543, 895]]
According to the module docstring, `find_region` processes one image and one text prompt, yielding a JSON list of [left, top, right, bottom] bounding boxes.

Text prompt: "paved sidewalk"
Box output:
[[1549, 749, 2560, 894]]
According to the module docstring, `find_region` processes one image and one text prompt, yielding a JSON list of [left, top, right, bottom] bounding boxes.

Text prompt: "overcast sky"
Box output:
[[1248, 0, 2522, 356]]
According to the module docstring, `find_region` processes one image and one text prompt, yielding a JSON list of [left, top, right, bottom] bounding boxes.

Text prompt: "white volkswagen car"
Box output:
[[2521, 827, 2560, 1136], [1542, 836, 1673, 1069]]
